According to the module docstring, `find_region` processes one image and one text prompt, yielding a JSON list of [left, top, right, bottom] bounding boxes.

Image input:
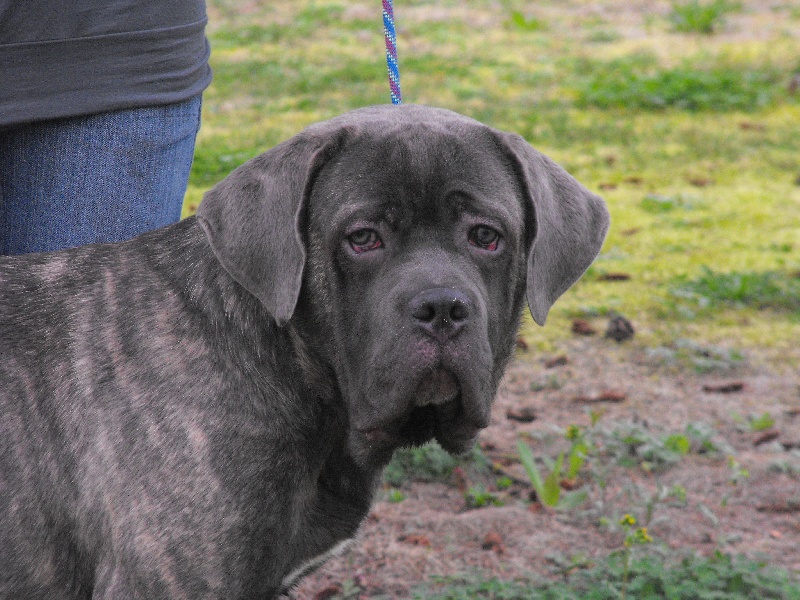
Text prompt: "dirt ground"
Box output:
[[291, 334, 800, 598]]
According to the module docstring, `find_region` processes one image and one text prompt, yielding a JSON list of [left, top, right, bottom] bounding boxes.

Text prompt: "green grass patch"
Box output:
[[646, 339, 745, 373], [383, 441, 489, 487], [671, 267, 800, 313], [507, 10, 547, 32], [668, 0, 741, 34], [414, 552, 800, 599], [640, 194, 702, 213], [571, 53, 786, 111]]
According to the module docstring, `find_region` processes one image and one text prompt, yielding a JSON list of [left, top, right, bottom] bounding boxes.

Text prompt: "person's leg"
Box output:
[[0, 95, 202, 255]]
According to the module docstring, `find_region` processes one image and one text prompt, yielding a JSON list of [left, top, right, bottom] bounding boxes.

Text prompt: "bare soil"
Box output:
[[292, 335, 800, 598]]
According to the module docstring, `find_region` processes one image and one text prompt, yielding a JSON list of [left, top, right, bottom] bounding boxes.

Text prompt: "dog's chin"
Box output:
[[350, 369, 483, 467]]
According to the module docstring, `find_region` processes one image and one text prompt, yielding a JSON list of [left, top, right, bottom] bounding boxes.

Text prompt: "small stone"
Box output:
[[702, 381, 745, 394], [574, 390, 627, 404], [506, 405, 537, 423], [571, 319, 596, 336], [482, 531, 505, 554], [598, 272, 631, 281], [739, 121, 766, 132], [313, 585, 343, 600], [398, 534, 431, 547], [605, 314, 634, 342], [756, 499, 800, 513], [753, 429, 780, 447], [545, 355, 568, 368]]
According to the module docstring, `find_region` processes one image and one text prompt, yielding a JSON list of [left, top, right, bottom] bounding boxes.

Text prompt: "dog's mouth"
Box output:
[[360, 368, 480, 453], [414, 367, 460, 408]]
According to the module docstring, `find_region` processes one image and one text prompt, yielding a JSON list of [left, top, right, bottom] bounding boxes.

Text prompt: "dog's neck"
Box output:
[[136, 218, 382, 581], [161, 216, 381, 534]]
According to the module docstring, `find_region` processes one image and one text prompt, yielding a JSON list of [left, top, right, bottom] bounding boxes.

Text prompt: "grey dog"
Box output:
[[0, 105, 608, 599]]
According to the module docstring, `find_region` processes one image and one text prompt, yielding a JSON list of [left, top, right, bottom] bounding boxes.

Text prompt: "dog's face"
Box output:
[[303, 125, 530, 464], [198, 105, 609, 468]]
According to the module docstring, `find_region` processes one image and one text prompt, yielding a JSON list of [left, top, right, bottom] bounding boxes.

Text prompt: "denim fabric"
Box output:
[[0, 95, 202, 255]]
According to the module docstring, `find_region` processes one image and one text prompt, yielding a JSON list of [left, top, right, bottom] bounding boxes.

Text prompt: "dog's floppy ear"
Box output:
[[498, 132, 610, 326], [197, 129, 344, 326]]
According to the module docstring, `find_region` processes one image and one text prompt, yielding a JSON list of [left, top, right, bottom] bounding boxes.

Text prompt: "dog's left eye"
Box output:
[[348, 228, 383, 253], [468, 225, 501, 251]]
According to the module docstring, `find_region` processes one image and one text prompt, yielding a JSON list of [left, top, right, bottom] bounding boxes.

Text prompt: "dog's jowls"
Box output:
[[0, 105, 609, 599]]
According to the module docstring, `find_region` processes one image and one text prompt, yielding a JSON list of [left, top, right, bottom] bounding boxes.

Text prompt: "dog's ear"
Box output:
[[498, 132, 610, 326], [197, 129, 345, 326]]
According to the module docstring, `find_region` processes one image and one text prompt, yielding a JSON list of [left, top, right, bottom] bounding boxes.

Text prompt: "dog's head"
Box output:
[[198, 105, 609, 467]]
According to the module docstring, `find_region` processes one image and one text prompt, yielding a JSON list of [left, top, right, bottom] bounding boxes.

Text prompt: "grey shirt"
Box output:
[[0, 0, 212, 126]]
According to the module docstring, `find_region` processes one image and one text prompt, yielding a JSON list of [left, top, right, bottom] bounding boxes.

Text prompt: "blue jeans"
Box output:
[[0, 96, 202, 255]]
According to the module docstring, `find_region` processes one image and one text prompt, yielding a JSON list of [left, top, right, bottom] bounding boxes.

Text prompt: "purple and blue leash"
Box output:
[[383, 0, 402, 104]]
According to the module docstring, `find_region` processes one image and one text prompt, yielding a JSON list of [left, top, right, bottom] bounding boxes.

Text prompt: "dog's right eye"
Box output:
[[347, 228, 383, 253], [468, 225, 501, 251]]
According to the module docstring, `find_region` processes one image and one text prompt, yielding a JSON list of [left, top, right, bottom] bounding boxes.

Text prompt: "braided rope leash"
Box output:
[[383, 0, 402, 104]]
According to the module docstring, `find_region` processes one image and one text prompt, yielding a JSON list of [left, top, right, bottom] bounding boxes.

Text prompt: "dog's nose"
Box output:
[[409, 288, 471, 341]]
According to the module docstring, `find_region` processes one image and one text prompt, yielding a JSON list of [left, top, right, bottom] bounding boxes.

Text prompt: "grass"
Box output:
[[188, 0, 800, 365], [670, 267, 800, 313], [414, 551, 800, 599], [571, 53, 785, 111], [383, 441, 488, 487], [668, 0, 742, 34]]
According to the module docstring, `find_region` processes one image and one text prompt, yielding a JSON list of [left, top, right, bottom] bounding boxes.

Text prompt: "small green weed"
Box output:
[[727, 455, 750, 485], [606, 422, 691, 472], [748, 412, 776, 432], [496, 475, 514, 490], [517, 428, 592, 511], [386, 488, 406, 503], [547, 553, 598, 583], [384, 442, 489, 487], [507, 10, 547, 32], [464, 484, 504, 509], [668, 0, 740, 34], [530, 374, 563, 392], [585, 29, 622, 44], [683, 421, 733, 454], [517, 440, 565, 508], [721, 455, 750, 507], [618, 515, 654, 600], [383, 442, 458, 487]]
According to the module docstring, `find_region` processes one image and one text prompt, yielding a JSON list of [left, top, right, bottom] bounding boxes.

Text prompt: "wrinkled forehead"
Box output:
[[311, 122, 525, 228]]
